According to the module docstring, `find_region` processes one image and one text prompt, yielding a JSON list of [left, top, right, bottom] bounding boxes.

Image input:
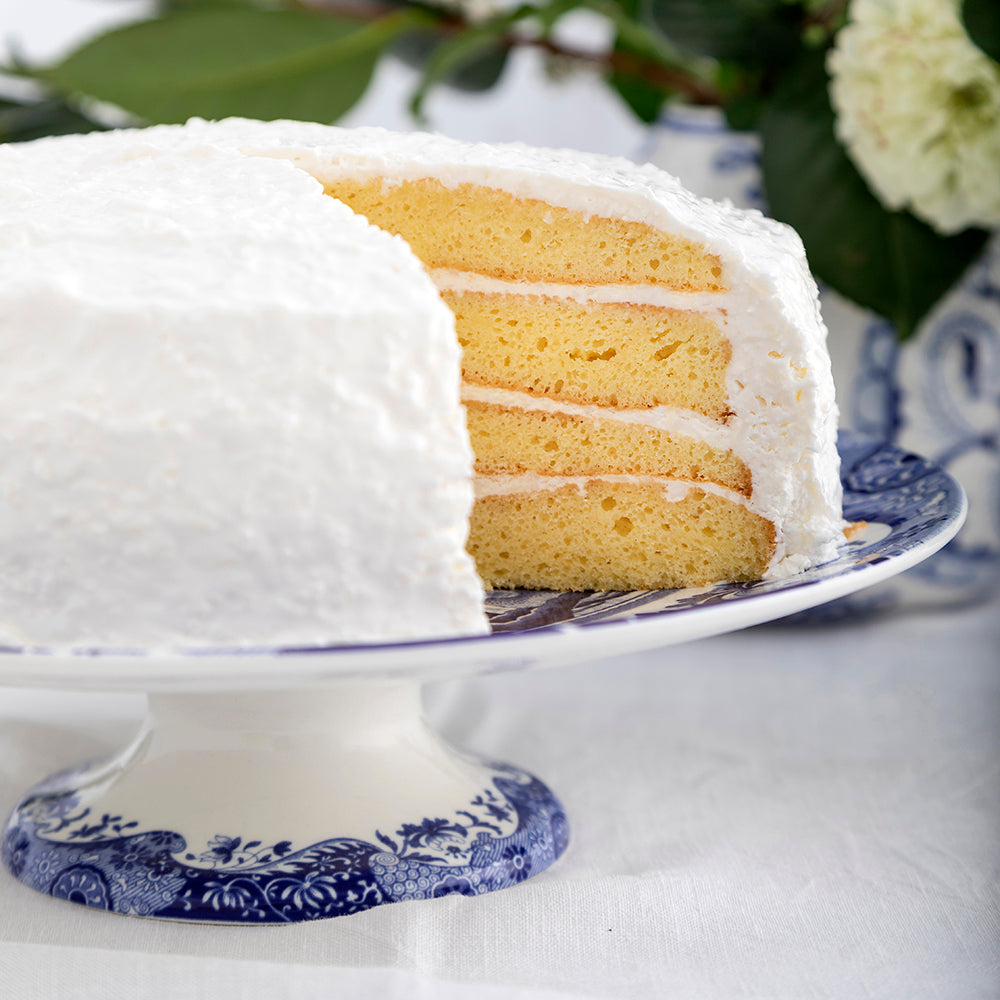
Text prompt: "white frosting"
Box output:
[[431, 269, 731, 311], [462, 384, 736, 446], [475, 473, 756, 511], [0, 140, 487, 648]]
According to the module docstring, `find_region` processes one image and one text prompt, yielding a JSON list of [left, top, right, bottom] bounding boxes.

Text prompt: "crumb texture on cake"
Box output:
[[319, 177, 726, 291], [445, 291, 731, 418], [469, 481, 776, 590]]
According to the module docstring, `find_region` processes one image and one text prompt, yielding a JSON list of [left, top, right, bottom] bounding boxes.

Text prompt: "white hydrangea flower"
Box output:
[[828, 0, 1000, 234]]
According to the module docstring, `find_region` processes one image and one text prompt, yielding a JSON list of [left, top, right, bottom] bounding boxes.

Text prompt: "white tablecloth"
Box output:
[[1, 600, 998, 999]]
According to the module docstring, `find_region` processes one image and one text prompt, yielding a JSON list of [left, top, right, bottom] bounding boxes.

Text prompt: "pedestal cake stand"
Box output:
[[0, 432, 966, 923]]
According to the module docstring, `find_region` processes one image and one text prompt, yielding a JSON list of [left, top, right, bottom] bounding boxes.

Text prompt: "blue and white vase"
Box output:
[[641, 105, 1000, 611]]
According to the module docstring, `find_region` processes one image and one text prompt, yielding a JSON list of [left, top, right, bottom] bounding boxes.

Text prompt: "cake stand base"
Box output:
[[2, 683, 568, 923]]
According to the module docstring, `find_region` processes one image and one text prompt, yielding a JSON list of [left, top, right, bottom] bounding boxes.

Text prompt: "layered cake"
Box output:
[[0, 120, 843, 646]]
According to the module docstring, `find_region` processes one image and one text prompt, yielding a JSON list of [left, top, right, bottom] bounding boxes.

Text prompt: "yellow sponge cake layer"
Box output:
[[445, 290, 731, 419], [466, 402, 752, 496], [469, 481, 775, 590], [322, 178, 725, 291]]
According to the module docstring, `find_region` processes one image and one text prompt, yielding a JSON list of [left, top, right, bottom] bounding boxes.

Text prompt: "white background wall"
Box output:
[[0, 0, 647, 154]]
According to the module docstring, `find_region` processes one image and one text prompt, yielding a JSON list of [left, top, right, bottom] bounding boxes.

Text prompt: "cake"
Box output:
[[0, 120, 843, 647]]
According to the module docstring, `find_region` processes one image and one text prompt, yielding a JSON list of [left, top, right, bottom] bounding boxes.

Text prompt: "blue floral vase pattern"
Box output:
[[3, 761, 568, 922]]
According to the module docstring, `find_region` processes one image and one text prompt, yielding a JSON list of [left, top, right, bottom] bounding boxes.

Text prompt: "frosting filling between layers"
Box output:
[[432, 269, 732, 311], [474, 472, 760, 512], [461, 385, 735, 441]]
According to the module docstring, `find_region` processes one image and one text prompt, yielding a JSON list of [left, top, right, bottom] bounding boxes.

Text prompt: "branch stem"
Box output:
[[305, 0, 723, 105]]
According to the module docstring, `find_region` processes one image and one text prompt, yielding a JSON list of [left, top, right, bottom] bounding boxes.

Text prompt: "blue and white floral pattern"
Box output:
[[3, 762, 568, 923]]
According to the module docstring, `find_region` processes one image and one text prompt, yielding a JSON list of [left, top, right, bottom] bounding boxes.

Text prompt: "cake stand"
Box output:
[[0, 432, 966, 923]]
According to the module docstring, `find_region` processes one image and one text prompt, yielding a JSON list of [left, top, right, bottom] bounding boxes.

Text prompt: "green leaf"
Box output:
[[608, 67, 669, 122], [602, 0, 671, 120], [595, 0, 688, 65], [717, 62, 766, 130], [645, 0, 802, 64], [409, 12, 524, 120], [394, 25, 510, 93], [39, 9, 421, 125], [721, 91, 765, 131], [584, 0, 719, 116], [449, 44, 509, 92], [608, 62, 670, 122], [760, 50, 989, 339], [962, 0, 1000, 63]]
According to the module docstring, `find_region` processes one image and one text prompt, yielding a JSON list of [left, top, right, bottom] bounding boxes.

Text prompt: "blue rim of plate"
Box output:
[[0, 430, 967, 663]]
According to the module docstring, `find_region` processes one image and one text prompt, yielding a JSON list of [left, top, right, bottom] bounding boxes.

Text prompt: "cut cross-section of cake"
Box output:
[[208, 120, 842, 590]]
